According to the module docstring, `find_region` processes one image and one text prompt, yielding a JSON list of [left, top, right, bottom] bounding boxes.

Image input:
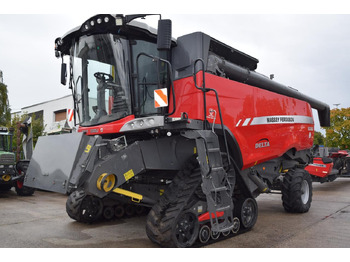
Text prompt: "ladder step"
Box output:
[[211, 186, 228, 192], [211, 167, 225, 172], [215, 205, 231, 212], [207, 148, 221, 153]]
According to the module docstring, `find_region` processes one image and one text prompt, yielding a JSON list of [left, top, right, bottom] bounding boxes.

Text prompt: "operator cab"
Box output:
[[55, 14, 173, 130], [0, 127, 13, 153]]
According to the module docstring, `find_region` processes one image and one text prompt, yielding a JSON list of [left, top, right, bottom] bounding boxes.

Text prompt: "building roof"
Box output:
[[21, 95, 71, 110]]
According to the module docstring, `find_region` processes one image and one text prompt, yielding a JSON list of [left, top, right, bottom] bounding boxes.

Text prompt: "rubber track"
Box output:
[[145, 157, 202, 247], [66, 189, 87, 222]]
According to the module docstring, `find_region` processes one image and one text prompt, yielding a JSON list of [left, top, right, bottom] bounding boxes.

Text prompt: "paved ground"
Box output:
[[0, 177, 350, 248]]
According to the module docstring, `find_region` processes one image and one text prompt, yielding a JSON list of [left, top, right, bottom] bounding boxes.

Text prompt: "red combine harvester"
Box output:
[[24, 14, 330, 247]]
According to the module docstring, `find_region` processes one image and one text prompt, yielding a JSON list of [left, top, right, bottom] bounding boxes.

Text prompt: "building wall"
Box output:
[[12, 95, 75, 133]]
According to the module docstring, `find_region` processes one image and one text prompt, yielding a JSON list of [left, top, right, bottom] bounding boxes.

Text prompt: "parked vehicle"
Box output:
[[0, 123, 34, 196], [24, 14, 330, 247]]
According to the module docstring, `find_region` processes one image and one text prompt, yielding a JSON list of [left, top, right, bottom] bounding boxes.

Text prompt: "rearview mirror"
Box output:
[[157, 19, 172, 50], [61, 63, 67, 86]]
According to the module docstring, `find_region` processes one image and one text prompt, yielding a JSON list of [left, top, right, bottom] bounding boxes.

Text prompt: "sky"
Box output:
[[1, 0, 350, 132]]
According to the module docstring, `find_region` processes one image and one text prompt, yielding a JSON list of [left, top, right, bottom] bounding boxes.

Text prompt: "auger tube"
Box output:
[[207, 53, 330, 127]]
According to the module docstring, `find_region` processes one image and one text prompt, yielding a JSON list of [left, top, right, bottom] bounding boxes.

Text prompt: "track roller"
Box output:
[[103, 206, 115, 220], [231, 217, 240, 234], [222, 229, 231, 237], [211, 230, 220, 240], [198, 225, 211, 244], [125, 204, 136, 217], [135, 206, 146, 216], [114, 205, 125, 218]]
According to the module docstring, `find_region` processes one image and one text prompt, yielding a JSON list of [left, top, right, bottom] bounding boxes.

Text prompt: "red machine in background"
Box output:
[[306, 146, 350, 183]]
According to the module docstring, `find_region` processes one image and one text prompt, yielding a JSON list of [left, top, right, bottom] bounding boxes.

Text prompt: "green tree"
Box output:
[[314, 131, 325, 145], [323, 107, 350, 149], [0, 82, 11, 126]]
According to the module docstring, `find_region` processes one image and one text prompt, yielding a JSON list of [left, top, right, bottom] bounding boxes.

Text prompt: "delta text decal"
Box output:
[[255, 138, 270, 149]]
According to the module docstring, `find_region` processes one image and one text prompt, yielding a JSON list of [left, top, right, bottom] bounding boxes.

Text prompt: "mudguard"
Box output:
[[24, 132, 92, 194]]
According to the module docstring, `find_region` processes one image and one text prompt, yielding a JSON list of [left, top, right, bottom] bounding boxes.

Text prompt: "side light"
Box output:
[[119, 116, 165, 132], [115, 17, 123, 26]]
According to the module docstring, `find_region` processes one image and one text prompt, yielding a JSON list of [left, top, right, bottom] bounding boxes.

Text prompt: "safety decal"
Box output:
[[67, 109, 74, 122], [154, 88, 168, 108], [236, 115, 313, 127], [124, 169, 135, 181]]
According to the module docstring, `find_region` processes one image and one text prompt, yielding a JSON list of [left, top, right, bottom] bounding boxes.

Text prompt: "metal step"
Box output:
[[207, 148, 221, 153], [211, 186, 228, 193], [216, 205, 231, 212]]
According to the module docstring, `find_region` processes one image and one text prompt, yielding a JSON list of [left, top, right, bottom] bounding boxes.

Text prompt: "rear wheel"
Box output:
[[282, 169, 312, 213]]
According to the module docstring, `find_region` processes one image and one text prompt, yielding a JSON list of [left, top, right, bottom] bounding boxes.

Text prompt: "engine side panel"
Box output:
[[169, 73, 314, 170]]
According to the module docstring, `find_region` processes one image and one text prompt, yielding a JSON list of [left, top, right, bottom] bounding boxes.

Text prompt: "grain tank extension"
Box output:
[[24, 14, 330, 247]]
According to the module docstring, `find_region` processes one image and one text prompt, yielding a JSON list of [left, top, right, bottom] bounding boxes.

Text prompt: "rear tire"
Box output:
[[282, 169, 312, 213]]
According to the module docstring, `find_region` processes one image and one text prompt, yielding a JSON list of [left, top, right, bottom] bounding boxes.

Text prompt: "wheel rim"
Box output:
[[301, 180, 310, 204], [241, 198, 257, 228], [174, 212, 198, 247]]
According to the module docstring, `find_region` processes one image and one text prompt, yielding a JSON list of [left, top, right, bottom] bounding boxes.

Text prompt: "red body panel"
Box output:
[[305, 158, 333, 178], [78, 115, 135, 135], [169, 73, 314, 170], [77, 72, 314, 171], [198, 211, 224, 222]]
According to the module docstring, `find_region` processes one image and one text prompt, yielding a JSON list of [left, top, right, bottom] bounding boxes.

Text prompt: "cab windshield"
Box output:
[[71, 34, 131, 126], [0, 135, 9, 152]]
